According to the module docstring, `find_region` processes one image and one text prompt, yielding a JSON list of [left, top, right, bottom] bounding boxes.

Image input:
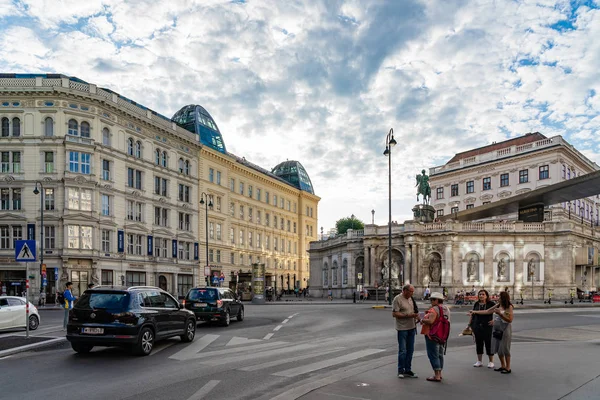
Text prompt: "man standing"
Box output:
[[392, 284, 419, 378], [63, 282, 76, 330]]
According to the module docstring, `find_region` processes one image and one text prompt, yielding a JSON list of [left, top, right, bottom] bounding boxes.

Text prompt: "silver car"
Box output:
[[0, 296, 40, 331]]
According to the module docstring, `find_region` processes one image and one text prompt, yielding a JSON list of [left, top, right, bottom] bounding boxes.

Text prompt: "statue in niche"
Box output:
[[61, 266, 69, 281], [91, 267, 100, 285], [467, 257, 477, 280], [497, 257, 507, 280], [528, 258, 536, 280], [428, 255, 441, 285]]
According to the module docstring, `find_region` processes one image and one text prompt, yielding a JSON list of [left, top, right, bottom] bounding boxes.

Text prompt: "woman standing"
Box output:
[[420, 292, 451, 382], [468, 289, 496, 368], [470, 291, 514, 374]]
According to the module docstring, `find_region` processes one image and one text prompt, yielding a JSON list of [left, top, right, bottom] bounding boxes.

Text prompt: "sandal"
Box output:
[[501, 369, 512, 374], [426, 377, 441, 382], [494, 367, 506, 372]]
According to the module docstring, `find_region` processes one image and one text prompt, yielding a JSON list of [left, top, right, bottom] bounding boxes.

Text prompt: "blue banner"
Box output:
[[54, 267, 59, 280], [27, 224, 35, 241], [117, 230, 124, 253], [194, 243, 199, 260], [147, 235, 153, 256], [172, 240, 178, 258]]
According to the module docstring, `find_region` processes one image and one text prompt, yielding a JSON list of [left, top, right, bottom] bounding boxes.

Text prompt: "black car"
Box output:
[[184, 287, 244, 326], [66, 286, 196, 356]]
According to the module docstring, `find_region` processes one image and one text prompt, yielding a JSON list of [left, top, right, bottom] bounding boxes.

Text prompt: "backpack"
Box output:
[[428, 305, 450, 345]]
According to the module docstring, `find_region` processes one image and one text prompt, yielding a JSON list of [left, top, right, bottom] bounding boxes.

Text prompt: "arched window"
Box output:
[[135, 141, 142, 158], [323, 262, 329, 286], [342, 259, 348, 284], [102, 128, 110, 145], [184, 160, 190, 175], [127, 138, 134, 156], [68, 119, 78, 136], [332, 261, 338, 285], [44, 117, 54, 137], [80, 121, 90, 138], [1, 117, 9, 137], [155, 149, 161, 165], [161, 151, 167, 167], [12, 117, 20, 137], [178, 158, 184, 173]]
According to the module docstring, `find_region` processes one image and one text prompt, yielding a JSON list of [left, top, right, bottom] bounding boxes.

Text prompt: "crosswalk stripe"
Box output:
[[169, 334, 219, 361], [190, 340, 288, 359], [239, 347, 346, 372], [150, 340, 176, 356], [186, 380, 220, 400], [272, 349, 385, 377], [263, 333, 274, 340], [226, 337, 262, 346]]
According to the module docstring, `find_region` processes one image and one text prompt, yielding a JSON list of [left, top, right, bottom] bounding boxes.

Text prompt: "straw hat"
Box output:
[[430, 292, 444, 300]]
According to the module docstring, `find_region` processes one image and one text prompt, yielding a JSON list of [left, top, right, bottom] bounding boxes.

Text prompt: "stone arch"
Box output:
[[355, 256, 365, 284], [332, 260, 339, 286], [494, 251, 511, 282], [379, 248, 404, 288], [464, 251, 481, 282], [322, 261, 329, 287], [525, 251, 542, 282], [425, 252, 442, 286]]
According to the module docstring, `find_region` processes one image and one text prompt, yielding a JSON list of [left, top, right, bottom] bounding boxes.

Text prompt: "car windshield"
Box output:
[[187, 288, 218, 301], [76, 292, 130, 311]]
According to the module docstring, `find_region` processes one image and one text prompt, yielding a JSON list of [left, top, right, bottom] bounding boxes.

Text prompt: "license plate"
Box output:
[[82, 327, 104, 335], [196, 303, 207, 307]]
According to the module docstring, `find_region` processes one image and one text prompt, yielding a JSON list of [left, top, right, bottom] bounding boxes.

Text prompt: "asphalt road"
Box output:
[[1, 304, 599, 400]]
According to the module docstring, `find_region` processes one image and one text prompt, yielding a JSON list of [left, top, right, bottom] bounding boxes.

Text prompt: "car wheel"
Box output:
[[237, 307, 244, 322], [29, 315, 39, 330], [180, 319, 196, 343], [71, 343, 93, 354], [221, 310, 230, 327], [134, 327, 154, 356]]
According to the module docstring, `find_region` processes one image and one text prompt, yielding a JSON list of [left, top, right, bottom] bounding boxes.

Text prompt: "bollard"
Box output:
[[353, 291, 356, 303]]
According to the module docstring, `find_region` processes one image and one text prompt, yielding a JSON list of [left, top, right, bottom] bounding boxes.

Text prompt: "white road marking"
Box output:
[[187, 380, 220, 400], [282, 319, 289, 324], [202, 342, 334, 366], [273, 325, 283, 331], [183, 341, 289, 360], [273, 349, 385, 377], [575, 314, 600, 318], [239, 347, 345, 371], [263, 333, 274, 340], [169, 334, 219, 361], [150, 340, 176, 356], [226, 337, 262, 346]]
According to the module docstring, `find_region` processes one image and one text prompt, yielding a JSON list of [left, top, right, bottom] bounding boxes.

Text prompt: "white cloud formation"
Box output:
[[0, 0, 599, 230]]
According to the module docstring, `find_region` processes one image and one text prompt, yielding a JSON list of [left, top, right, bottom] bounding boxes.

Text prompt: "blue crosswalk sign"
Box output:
[[15, 240, 36, 262]]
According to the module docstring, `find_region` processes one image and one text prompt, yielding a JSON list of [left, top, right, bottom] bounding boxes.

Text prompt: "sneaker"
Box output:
[[487, 362, 495, 369], [473, 361, 483, 367], [397, 373, 404, 379], [404, 371, 418, 378]]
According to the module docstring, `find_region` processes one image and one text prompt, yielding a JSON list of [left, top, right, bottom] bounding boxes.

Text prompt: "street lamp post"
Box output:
[[371, 209, 375, 225], [200, 192, 213, 287], [33, 182, 44, 297], [383, 128, 397, 305]]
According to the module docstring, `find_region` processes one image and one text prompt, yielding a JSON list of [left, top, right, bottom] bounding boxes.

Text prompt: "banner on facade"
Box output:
[[147, 236, 153, 256], [27, 224, 35, 241], [117, 230, 124, 253], [172, 240, 178, 258], [194, 243, 199, 260]]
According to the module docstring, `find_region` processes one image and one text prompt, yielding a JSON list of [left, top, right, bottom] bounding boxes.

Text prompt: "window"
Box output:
[[1, 117, 8, 137], [265, 213, 270, 226], [436, 209, 444, 217], [240, 205, 244, 220], [274, 216, 277, 228], [265, 191, 270, 204], [239, 182, 244, 195], [483, 201, 491, 205], [248, 185, 253, 197], [161, 151, 167, 167], [216, 223, 222, 240], [215, 196, 221, 212], [230, 228, 235, 244], [257, 210, 261, 224], [80, 121, 90, 138], [436, 187, 444, 199], [154, 206, 168, 226], [126, 272, 146, 287], [248, 231, 253, 247], [280, 218, 284, 230], [230, 178, 235, 192], [177, 275, 193, 297], [127, 168, 142, 189], [229, 202, 235, 217], [68, 119, 78, 136], [127, 138, 134, 155], [466, 181, 474, 194], [44, 226, 55, 249], [519, 169, 528, 183], [280, 197, 284, 208], [249, 207, 253, 222], [102, 128, 110, 145], [274, 195, 278, 206], [178, 158, 190, 175], [69, 151, 91, 174], [125, 200, 143, 222], [155, 149, 161, 165], [451, 184, 458, 197], [257, 233, 261, 248], [127, 234, 143, 255], [178, 241, 191, 260], [154, 176, 168, 196], [209, 168, 214, 183], [1, 151, 21, 173], [539, 165, 549, 180], [44, 117, 54, 137], [0, 225, 9, 248], [239, 230, 244, 245], [482, 177, 491, 190], [266, 235, 270, 250], [45, 188, 55, 210], [154, 238, 168, 258], [216, 250, 221, 262], [178, 184, 190, 202], [179, 212, 191, 231], [230, 252, 235, 264], [102, 159, 111, 181], [499, 173, 509, 187], [466, 204, 474, 209], [12, 226, 22, 248], [101, 270, 113, 285], [67, 188, 92, 211], [216, 171, 221, 185], [0, 188, 21, 211], [451, 206, 459, 214], [562, 164, 566, 178], [287, 220, 291, 232], [293, 222, 297, 233], [135, 141, 142, 158], [101, 194, 111, 216], [209, 222, 214, 239], [257, 188, 261, 201], [101, 230, 111, 252], [67, 225, 93, 249]]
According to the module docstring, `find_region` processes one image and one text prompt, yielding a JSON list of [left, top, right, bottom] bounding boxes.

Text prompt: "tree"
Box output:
[[336, 215, 365, 235]]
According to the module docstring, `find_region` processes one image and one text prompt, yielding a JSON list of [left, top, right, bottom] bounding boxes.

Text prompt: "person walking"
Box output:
[[39, 290, 46, 307], [62, 282, 77, 330], [468, 289, 496, 368], [420, 292, 451, 382], [470, 291, 513, 374], [392, 284, 419, 379]]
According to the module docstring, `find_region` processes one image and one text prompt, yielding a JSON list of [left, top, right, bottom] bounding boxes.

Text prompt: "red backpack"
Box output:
[[428, 305, 450, 345]]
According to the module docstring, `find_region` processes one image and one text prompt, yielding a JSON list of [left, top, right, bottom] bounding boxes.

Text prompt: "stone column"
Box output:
[[173, 272, 179, 297], [406, 245, 412, 285], [484, 242, 494, 290], [412, 243, 419, 286], [443, 242, 453, 286], [514, 243, 524, 291]]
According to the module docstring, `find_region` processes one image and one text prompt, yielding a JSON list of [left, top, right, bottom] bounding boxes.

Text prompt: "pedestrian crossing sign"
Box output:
[[15, 240, 36, 262]]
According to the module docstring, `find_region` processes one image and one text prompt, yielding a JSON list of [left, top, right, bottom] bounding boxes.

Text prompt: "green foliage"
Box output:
[[336, 216, 365, 235]]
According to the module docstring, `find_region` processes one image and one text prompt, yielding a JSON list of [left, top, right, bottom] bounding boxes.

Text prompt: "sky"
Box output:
[[1, 0, 599, 232]]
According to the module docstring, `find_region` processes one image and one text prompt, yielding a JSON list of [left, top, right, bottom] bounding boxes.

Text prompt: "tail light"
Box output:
[[182, 299, 186, 307], [217, 300, 223, 308]]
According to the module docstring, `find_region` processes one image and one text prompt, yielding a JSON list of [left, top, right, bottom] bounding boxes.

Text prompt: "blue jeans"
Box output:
[[425, 336, 444, 371], [397, 328, 416, 373]]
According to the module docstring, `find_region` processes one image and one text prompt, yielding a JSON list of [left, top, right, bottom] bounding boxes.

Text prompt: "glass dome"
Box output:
[[172, 105, 226, 153], [271, 161, 315, 194]]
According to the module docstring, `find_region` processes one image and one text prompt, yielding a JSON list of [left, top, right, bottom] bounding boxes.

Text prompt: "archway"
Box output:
[[158, 275, 167, 291]]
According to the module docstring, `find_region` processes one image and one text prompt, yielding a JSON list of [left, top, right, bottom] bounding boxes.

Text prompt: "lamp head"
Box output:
[[208, 200, 213, 208], [383, 146, 390, 156], [389, 136, 397, 147], [200, 198, 205, 205], [33, 184, 39, 195]]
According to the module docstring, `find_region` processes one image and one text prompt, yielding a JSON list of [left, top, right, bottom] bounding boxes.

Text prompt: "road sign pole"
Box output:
[[25, 262, 29, 339]]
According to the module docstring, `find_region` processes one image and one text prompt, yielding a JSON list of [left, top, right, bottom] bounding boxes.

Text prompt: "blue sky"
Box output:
[[1, 0, 599, 231]]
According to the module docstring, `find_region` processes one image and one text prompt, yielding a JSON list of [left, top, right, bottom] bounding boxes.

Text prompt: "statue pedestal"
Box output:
[[412, 204, 436, 223]]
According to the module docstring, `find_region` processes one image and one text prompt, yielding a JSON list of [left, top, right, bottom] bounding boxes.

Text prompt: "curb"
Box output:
[[0, 337, 66, 358]]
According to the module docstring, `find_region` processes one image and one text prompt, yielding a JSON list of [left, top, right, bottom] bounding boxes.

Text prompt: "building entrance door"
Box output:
[[159, 275, 167, 291]]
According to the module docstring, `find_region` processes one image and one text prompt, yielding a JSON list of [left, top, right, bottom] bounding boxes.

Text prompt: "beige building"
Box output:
[[309, 133, 599, 300], [0, 74, 319, 302]]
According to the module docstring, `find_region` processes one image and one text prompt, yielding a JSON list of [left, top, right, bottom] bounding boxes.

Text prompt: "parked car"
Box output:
[[66, 286, 196, 356], [0, 296, 40, 331], [183, 287, 244, 326]]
